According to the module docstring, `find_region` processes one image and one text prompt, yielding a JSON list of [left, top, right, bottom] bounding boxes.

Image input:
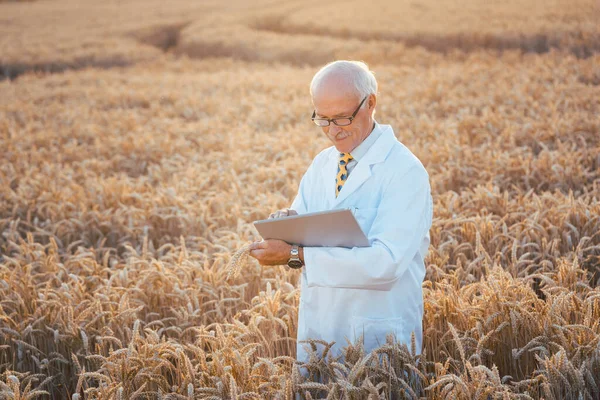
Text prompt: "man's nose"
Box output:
[[328, 123, 341, 135]]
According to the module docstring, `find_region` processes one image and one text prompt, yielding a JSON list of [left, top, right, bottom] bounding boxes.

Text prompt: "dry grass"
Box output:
[[1, 0, 600, 398]]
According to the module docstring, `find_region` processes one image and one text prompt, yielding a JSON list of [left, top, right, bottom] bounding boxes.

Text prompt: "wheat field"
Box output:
[[1, 0, 600, 398]]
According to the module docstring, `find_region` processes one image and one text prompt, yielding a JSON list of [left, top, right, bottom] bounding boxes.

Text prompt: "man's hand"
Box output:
[[249, 239, 292, 266], [269, 208, 298, 219]]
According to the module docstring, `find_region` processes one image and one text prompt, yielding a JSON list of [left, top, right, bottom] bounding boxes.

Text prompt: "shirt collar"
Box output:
[[349, 121, 382, 162]]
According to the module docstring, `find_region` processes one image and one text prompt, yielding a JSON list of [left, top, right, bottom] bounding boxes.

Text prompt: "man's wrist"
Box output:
[[287, 244, 304, 269], [299, 246, 304, 263]]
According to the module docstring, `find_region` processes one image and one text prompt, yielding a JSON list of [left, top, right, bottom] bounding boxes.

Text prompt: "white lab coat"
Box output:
[[290, 123, 433, 363]]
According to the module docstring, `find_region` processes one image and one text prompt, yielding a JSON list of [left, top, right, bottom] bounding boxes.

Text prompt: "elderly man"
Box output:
[[249, 60, 433, 363]]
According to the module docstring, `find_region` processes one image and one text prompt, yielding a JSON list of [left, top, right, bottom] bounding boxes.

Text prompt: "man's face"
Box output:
[[312, 80, 375, 154]]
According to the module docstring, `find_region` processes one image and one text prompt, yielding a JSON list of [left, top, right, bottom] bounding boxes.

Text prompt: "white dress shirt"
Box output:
[[346, 122, 382, 176]]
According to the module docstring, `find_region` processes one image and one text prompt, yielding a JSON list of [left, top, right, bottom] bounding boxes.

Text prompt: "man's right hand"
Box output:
[[268, 208, 298, 219]]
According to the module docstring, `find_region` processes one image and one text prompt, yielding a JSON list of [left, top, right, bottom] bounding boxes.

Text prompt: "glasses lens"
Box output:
[[313, 119, 330, 127], [333, 118, 352, 126]]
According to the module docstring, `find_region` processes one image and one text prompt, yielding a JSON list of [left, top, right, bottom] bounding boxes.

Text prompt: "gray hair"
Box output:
[[310, 60, 378, 105]]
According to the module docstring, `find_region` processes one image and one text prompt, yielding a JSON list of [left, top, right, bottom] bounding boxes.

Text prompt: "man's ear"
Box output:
[[368, 94, 377, 110]]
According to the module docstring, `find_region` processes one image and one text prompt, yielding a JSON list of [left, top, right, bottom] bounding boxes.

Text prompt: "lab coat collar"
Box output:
[[330, 123, 396, 205]]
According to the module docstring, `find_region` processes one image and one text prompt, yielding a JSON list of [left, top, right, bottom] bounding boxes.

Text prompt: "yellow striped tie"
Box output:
[[335, 152, 353, 198]]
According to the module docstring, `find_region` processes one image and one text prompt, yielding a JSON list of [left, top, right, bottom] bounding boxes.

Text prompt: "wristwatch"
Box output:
[[287, 244, 304, 269]]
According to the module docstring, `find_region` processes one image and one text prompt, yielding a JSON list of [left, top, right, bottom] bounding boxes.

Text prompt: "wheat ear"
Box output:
[[226, 244, 251, 280]]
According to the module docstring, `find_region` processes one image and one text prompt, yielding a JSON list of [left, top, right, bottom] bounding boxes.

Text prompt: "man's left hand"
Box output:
[[248, 239, 291, 266]]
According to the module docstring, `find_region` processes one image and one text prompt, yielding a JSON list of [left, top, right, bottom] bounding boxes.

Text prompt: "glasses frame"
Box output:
[[311, 95, 368, 127]]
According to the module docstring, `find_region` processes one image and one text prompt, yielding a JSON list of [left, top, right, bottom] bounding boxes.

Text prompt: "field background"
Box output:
[[1, 0, 600, 398]]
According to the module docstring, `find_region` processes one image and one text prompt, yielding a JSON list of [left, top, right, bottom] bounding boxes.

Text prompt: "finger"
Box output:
[[250, 249, 266, 259], [248, 241, 261, 251], [251, 241, 266, 250]]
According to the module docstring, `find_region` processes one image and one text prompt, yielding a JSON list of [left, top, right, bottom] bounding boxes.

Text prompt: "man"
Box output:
[[248, 60, 433, 363]]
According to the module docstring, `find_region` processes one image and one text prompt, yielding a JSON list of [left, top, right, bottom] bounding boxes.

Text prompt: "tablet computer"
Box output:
[[253, 208, 370, 248]]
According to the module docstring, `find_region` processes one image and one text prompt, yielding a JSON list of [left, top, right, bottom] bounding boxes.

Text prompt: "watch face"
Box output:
[[287, 260, 303, 269]]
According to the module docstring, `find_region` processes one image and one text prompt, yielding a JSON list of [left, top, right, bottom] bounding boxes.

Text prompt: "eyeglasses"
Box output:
[[311, 96, 367, 127]]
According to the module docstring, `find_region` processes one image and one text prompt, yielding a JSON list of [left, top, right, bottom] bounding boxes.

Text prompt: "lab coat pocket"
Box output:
[[352, 207, 378, 236], [350, 315, 406, 351]]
